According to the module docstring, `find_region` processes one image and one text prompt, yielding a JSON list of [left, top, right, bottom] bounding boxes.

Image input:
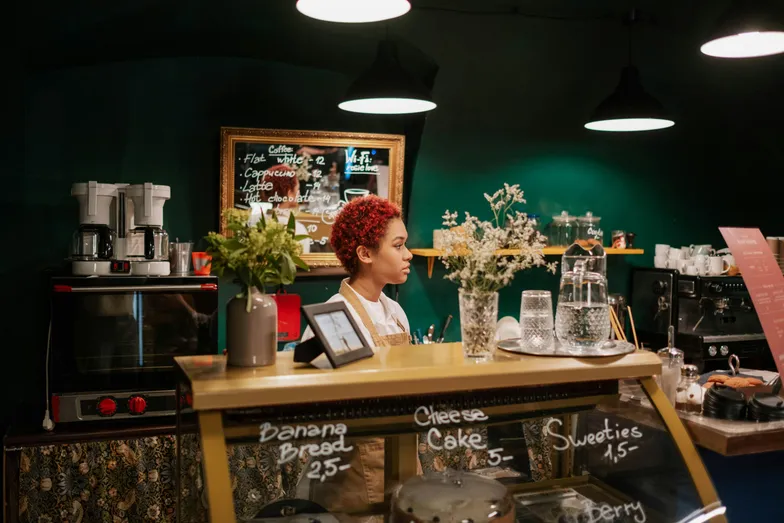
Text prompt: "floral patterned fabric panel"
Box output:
[[18, 436, 184, 523], [18, 437, 305, 523], [522, 419, 554, 482]]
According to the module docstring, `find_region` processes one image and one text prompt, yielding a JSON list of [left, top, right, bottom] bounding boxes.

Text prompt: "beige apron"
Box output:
[[309, 281, 411, 510], [338, 280, 411, 348]]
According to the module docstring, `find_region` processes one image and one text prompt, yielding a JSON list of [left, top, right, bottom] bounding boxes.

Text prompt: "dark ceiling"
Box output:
[[19, 0, 772, 78]]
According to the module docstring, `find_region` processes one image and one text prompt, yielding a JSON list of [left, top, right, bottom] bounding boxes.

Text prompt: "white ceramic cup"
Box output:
[[680, 246, 692, 259], [693, 254, 710, 275], [723, 254, 735, 267], [655, 244, 671, 257], [686, 265, 699, 276], [669, 249, 685, 261], [677, 259, 691, 273], [709, 256, 729, 276], [691, 244, 715, 256], [654, 256, 668, 269]]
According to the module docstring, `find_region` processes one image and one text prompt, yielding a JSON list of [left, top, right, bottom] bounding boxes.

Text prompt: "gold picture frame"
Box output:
[[220, 127, 405, 268]]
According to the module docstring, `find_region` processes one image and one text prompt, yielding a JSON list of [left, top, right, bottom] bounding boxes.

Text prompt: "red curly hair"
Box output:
[[260, 163, 298, 204], [331, 195, 402, 275]]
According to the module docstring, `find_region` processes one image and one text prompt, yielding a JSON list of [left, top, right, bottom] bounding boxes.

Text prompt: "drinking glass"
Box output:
[[519, 290, 554, 350]]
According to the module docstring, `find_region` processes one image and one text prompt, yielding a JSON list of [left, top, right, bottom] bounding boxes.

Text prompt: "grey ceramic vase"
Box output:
[[226, 287, 277, 367]]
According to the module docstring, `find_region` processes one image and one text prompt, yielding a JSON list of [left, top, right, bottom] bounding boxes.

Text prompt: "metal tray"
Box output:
[[497, 338, 636, 357]]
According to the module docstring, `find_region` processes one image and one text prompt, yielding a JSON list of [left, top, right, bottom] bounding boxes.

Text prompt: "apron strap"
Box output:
[[339, 280, 385, 346], [339, 280, 409, 347]]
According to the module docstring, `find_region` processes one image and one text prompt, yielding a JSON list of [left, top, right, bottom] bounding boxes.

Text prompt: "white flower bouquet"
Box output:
[[440, 184, 555, 359], [440, 183, 556, 292]]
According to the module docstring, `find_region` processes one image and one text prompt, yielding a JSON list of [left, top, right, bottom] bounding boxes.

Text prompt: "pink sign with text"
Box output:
[[719, 227, 784, 379]]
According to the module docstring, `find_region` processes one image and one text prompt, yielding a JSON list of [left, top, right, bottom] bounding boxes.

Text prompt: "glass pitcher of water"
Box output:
[[555, 242, 611, 351]]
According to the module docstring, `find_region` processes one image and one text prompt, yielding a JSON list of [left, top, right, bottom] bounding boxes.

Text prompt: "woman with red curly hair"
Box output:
[[302, 194, 413, 348], [299, 195, 413, 510]]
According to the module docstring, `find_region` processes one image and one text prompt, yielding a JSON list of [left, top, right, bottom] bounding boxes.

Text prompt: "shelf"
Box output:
[[410, 247, 645, 278]]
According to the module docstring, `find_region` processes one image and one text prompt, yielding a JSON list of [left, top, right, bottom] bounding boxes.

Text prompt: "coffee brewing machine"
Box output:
[[70, 181, 171, 276], [631, 267, 775, 372]]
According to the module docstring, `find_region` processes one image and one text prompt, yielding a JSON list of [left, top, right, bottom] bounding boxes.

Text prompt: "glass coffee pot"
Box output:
[[555, 242, 611, 351], [71, 224, 115, 261]]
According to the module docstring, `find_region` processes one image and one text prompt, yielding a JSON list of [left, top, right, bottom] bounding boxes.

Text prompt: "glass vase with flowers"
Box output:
[[440, 184, 555, 361]]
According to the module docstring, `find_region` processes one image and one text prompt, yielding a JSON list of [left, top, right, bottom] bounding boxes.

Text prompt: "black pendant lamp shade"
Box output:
[[585, 66, 674, 132], [701, 0, 784, 58], [338, 40, 437, 114]]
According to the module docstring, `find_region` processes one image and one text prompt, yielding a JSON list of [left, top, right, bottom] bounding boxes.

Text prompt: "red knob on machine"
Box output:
[[128, 396, 147, 415], [180, 392, 193, 409], [97, 398, 117, 417]]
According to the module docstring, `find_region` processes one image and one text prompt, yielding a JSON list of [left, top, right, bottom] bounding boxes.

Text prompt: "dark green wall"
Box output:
[[5, 1, 784, 437]]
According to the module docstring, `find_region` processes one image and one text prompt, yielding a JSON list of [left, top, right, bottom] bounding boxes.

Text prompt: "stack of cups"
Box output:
[[654, 243, 728, 276]]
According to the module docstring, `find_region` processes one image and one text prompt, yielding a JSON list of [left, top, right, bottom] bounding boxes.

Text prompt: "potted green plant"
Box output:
[[205, 208, 309, 367]]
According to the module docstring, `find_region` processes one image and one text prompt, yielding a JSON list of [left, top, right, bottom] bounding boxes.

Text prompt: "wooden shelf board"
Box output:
[[410, 247, 645, 278]]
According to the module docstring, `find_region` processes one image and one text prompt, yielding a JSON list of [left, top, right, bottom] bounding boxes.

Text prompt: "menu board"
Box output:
[[720, 227, 784, 379], [220, 128, 405, 266]]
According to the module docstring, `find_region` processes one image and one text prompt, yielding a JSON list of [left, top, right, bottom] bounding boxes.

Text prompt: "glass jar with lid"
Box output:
[[576, 211, 603, 245], [676, 364, 703, 413], [549, 211, 576, 247]]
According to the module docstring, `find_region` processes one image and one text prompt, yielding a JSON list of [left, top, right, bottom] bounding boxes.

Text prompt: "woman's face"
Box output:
[[365, 218, 412, 285]]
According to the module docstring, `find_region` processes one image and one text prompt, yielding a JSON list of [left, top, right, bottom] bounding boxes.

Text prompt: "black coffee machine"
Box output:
[[631, 267, 776, 372]]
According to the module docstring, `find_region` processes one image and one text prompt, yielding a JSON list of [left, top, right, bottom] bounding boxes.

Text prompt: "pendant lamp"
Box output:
[[338, 40, 437, 115], [584, 66, 674, 132], [296, 0, 411, 24], [585, 10, 674, 132], [701, 0, 784, 58]]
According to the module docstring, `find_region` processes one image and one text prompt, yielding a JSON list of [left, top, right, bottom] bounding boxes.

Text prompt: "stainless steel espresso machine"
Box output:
[[631, 267, 776, 372]]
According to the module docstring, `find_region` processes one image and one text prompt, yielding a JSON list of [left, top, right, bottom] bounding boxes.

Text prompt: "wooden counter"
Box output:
[[610, 384, 784, 456], [174, 346, 732, 523], [176, 343, 661, 412], [676, 411, 784, 456]]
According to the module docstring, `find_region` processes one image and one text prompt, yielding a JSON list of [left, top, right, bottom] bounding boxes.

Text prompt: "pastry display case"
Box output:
[[175, 344, 727, 523]]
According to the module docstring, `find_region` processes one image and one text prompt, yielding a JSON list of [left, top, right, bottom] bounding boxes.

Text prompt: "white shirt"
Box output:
[[301, 281, 410, 350]]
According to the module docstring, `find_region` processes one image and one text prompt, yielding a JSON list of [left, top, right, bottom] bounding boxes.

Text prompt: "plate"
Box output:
[[497, 338, 636, 357]]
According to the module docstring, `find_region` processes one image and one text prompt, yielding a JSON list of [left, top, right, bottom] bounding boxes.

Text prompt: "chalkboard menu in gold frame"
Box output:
[[220, 127, 406, 268]]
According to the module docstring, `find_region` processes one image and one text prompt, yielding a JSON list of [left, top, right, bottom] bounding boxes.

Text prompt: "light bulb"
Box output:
[[584, 118, 675, 132], [701, 31, 784, 58], [297, 0, 411, 23], [338, 97, 437, 115]]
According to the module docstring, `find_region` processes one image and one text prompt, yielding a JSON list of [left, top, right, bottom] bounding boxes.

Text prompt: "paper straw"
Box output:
[[627, 305, 640, 350], [609, 307, 626, 342]]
